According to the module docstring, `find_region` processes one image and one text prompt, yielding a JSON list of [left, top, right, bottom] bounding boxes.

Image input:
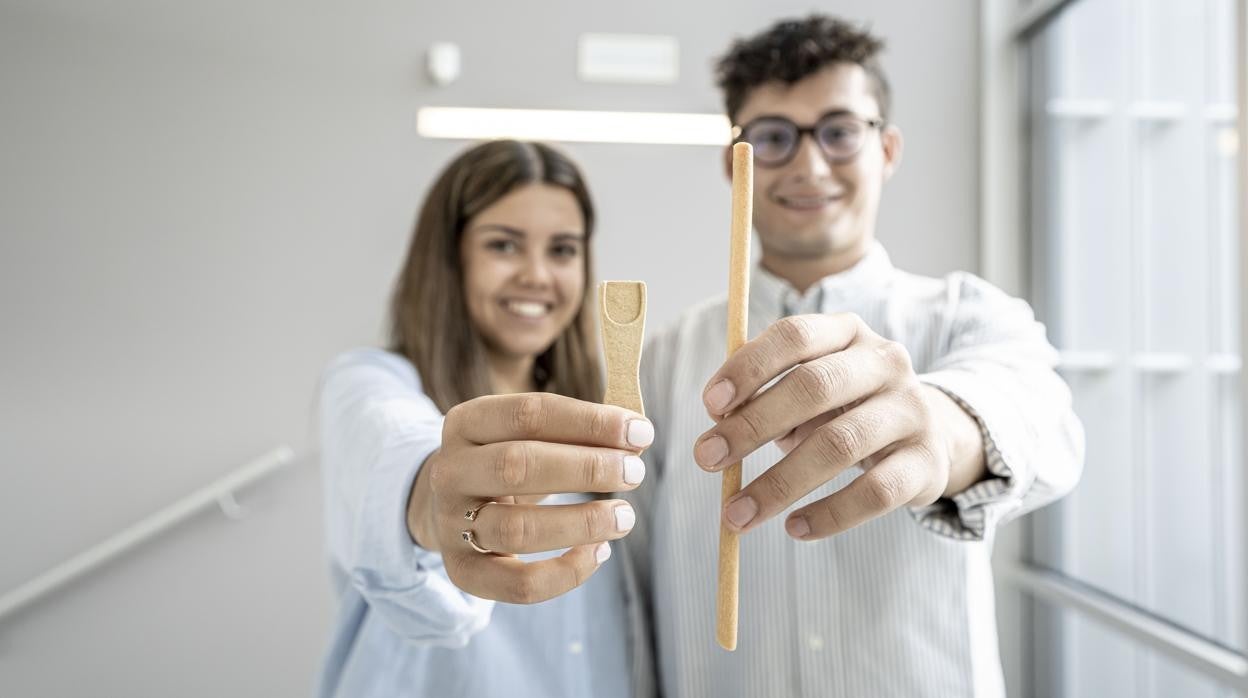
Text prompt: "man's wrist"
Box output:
[[923, 385, 988, 498]]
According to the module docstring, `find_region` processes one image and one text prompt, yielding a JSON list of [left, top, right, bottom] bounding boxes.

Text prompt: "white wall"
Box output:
[[0, 1, 981, 695]]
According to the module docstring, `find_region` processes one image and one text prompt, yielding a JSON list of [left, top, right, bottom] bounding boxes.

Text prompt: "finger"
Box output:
[[457, 441, 646, 497], [720, 392, 921, 533], [694, 344, 889, 471], [701, 313, 868, 417], [784, 444, 937, 540], [467, 499, 636, 554], [444, 541, 613, 604], [446, 393, 654, 450]]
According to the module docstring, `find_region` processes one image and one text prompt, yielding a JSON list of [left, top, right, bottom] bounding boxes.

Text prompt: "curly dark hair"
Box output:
[[715, 15, 891, 124]]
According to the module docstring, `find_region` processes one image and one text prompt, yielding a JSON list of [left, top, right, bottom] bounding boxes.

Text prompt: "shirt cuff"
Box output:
[[348, 434, 494, 645], [910, 369, 1032, 541]]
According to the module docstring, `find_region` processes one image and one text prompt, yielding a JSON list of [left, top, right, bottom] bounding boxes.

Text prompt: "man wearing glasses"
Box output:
[[634, 15, 1085, 697]]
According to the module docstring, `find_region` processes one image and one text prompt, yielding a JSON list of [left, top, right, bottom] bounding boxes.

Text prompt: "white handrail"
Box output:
[[0, 445, 297, 624]]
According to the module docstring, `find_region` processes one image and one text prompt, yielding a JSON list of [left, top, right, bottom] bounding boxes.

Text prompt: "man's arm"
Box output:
[[914, 272, 1085, 539], [691, 274, 1084, 542]]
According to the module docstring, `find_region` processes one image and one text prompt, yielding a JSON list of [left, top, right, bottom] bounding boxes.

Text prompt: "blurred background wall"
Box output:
[[0, 1, 980, 695]]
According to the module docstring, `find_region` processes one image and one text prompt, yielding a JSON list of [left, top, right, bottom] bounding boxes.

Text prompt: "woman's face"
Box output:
[[459, 183, 587, 363]]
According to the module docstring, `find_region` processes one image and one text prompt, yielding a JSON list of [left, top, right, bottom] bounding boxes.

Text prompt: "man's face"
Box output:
[[730, 63, 902, 263]]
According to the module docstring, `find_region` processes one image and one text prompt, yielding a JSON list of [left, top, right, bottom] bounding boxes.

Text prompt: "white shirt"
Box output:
[[635, 242, 1084, 697]]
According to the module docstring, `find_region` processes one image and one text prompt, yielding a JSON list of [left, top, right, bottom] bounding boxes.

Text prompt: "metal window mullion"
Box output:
[[1126, 0, 1155, 692], [1237, 0, 1248, 690]]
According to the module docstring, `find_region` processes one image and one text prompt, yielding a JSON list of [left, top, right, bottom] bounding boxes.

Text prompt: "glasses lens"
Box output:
[[742, 118, 798, 164], [815, 117, 867, 160]]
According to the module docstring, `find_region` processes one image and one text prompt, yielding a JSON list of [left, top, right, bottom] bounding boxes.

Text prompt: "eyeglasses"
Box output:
[[731, 111, 885, 167]]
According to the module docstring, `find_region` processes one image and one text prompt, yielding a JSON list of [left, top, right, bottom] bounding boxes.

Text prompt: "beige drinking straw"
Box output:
[[718, 142, 752, 651], [599, 281, 647, 416]]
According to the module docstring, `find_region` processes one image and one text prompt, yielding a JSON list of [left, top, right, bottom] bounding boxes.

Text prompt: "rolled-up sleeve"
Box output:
[[319, 349, 493, 646], [912, 273, 1086, 541]]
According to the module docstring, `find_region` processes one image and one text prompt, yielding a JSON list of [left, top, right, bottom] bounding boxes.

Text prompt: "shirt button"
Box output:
[[568, 641, 584, 655], [807, 634, 824, 651]]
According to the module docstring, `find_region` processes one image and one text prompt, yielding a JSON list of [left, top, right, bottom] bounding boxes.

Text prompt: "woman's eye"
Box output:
[[551, 243, 581, 258], [486, 239, 518, 254]]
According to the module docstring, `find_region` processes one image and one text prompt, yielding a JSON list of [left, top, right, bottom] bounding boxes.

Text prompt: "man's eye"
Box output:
[[822, 125, 858, 143]]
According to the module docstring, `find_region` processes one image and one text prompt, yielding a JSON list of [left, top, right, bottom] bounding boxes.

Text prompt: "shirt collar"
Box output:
[[750, 241, 895, 317]]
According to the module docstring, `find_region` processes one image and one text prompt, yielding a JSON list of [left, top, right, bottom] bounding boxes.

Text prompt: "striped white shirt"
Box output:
[[633, 242, 1084, 697]]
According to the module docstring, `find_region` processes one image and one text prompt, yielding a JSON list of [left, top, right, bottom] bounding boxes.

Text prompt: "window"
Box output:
[[1018, 0, 1244, 695]]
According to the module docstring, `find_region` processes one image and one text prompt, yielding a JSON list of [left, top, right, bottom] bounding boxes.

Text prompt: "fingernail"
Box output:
[[627, 420, 655, 448], [615, 505, 636, 532], [623, 455, 646, 485], [595, 541, 612, 563], [704, 379, 735, 413], [694, 435, 728, 470], [724, 495, 757, 530], [786, 516, 810, 538]]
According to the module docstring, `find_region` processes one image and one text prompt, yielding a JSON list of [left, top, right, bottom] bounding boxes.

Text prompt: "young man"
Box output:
[[401, 14, 1083, 698], [635, 15, 1084, 697]]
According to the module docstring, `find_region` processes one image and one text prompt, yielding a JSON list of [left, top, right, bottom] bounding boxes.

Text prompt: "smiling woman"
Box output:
[[389, 140, 601, 412], [458, 184, 588, 393], [317, 140, 648, 698]]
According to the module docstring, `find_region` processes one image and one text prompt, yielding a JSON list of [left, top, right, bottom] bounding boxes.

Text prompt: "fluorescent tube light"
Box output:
[[416, 107, 731, 146]]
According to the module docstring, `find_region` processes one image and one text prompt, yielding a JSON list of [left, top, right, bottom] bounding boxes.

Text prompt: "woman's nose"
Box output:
[[515, 251, 554, 288]]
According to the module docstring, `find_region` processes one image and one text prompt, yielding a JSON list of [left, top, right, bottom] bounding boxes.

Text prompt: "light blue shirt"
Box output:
[[316, 348, 634, 698]]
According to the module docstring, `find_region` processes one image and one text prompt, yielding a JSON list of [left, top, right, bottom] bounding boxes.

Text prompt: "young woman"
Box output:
[[316, 140, 653, 698]]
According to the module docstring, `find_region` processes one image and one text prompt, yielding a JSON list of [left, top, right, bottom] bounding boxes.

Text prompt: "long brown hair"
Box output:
[[390, 140, 601, 413]]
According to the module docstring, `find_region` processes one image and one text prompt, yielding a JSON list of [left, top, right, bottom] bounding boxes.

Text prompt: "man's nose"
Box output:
[[790, 133, 833, 181]]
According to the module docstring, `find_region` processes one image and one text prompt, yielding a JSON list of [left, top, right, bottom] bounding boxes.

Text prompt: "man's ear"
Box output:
[[881, 124, 904, 180], [722, 144, 734, 181]]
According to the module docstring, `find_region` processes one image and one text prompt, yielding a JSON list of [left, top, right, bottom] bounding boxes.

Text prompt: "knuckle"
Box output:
[[876, 340, 913, 375], [509, 571, 543, 605], [793, 359, 847, 407], [442, 404, 464, 437], [839, 312, 869, 337], [496, 442, 533, 490], [581, 506, 601, 541], [910, 438, 941, 466], [758, 469, 795, 503], [566, 557, 589, 592], [580, 450, 609, 490], [741, 350, 771, 385], [814, 421, 864, 463], [819, 499, 850, 534], [775, 315, 817, 350], [899, 386, 931, 424], [425, 454, 449, 495], [734, 407, 767, 443], [586, 406, 612, 443], [861, 470, 906, 511], [511, 394, 548, 435], [496, 511, 534, 551]]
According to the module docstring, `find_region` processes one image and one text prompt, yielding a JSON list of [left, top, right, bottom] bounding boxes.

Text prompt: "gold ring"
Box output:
[[460, 529, 494, 554], [463, 500, 497, 522]]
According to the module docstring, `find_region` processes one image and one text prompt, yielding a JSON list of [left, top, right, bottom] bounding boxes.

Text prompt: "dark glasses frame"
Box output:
[[730, 110, 886, 167]]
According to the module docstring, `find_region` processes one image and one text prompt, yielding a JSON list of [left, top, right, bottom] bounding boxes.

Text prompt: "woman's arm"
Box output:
[[319, 349, 493, 647]]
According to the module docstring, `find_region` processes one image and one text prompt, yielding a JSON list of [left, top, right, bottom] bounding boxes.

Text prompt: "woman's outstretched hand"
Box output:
[[408, 393, 652, 604]]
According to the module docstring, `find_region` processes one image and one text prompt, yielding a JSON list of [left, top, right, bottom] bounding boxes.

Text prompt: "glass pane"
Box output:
[[1025, 0, 1245, 691]]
